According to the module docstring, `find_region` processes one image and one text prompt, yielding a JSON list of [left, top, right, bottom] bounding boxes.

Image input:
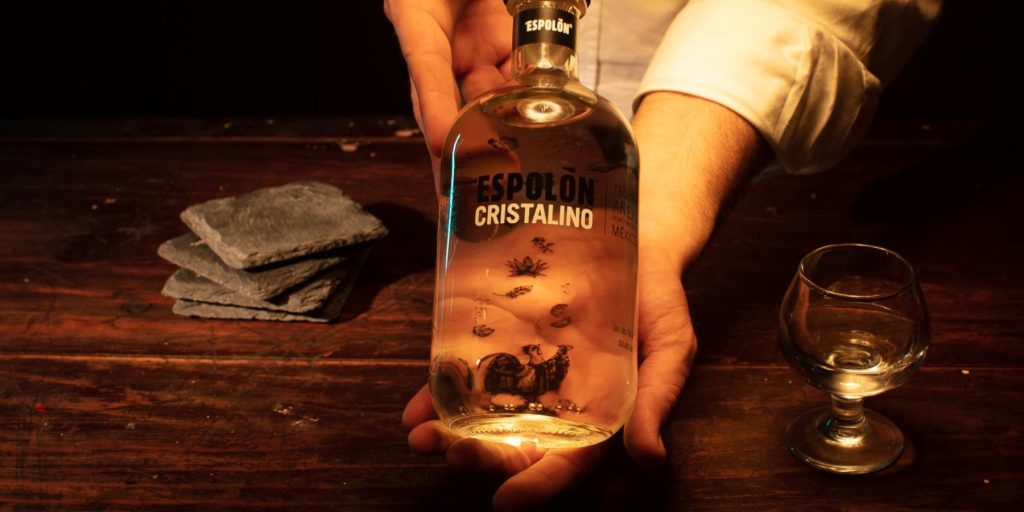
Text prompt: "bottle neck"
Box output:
[[508, 1, 585, 83]]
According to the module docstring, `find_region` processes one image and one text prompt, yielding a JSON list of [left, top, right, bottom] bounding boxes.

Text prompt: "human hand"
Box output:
[[400, 243, 698, 509], [384, 0, 513, 165], [401, 386, 611, 510]]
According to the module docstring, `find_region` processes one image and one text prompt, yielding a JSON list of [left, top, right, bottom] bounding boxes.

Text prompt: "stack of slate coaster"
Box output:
[[158, 181, 387, 322]]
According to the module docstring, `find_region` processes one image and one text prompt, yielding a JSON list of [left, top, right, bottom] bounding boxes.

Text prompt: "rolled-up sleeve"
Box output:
[[633, 0, 941, 174]]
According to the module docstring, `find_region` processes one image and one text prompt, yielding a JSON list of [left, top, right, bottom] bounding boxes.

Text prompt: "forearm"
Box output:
[[633, 91, 765, 275]]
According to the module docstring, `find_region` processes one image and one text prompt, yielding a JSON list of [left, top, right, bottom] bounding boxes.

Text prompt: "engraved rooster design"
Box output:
[[478, 344, 573, 402]]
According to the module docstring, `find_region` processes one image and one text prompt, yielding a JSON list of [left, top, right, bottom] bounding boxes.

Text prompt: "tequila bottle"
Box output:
[[430, 0, 639, 449]]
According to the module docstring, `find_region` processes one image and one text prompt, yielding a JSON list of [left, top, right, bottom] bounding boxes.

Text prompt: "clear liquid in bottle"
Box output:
[[429, 0, 639, 449]]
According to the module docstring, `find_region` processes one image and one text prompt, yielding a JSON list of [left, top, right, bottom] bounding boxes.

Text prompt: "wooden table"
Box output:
[[1, 118, 1020, 510]]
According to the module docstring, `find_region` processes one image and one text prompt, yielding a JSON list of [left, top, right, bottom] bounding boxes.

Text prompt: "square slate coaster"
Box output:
[[181, 181, 388, 269], [161, 244, 367, 313], [170, 251, 367, 323], [157, 233, 348, 300]]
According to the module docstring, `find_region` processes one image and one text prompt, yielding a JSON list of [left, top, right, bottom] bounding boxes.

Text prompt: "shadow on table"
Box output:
[[337, 201, 436, 322]]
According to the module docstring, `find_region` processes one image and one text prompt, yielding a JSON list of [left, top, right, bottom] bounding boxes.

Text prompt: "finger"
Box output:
[[388, 1, 462, 157], [408, 420, 461, 456], [498, 56, 513, 81], [459, 66, 508, 105], [449, 0, 512, 102], [402, 384, 438, 430], [624, 344, 692, 468], [409, 76, 425, 141], [624, 268, 698, 468], [410, 79, 446, 194], [446, 437, 532, 476], [408, 421, 533, 476], [492, 444, 607, 512], [407, 51, 460, 158]]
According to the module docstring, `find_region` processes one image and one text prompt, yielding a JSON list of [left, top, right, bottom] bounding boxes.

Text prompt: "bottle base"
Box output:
[[448, 413, 613, 449]]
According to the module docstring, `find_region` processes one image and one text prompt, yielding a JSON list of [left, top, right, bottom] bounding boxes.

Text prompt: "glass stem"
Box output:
[[819, 395, 868, 445]]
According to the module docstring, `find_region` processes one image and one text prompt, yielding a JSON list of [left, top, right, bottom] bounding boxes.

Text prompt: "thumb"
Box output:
[[623, 267, 697, 468]]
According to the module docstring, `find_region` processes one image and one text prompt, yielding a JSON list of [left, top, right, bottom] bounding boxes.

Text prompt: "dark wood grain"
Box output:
[[0, 117, 422, 141], [0, 358, 1019, 510], [0, 117, 1021, 510]]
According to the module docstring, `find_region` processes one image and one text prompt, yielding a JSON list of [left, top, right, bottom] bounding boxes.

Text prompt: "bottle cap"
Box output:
[[506, 1, 589, 17], [506, 0, 589, 4], [505, 0, 590, 7]]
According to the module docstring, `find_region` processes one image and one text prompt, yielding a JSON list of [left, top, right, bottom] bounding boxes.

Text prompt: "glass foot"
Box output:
[[785, 406, 904, 474]]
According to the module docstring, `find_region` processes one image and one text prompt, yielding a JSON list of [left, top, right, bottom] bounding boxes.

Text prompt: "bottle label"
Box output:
[[514, 7, 577, 50], [472, 171, 597, 231], [451, 162, 638, 248]]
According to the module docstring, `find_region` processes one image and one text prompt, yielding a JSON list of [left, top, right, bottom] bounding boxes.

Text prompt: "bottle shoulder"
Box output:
[[443, 80, 636, 160], [462, 80, 630, 129], [440, 81, 639, 192]]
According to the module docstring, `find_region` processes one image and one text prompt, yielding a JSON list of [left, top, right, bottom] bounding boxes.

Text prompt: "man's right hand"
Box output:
[[384, 0, 513, 168]]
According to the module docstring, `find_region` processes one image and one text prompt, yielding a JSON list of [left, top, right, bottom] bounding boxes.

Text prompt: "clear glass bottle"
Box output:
[[430, 0, 638, 449]]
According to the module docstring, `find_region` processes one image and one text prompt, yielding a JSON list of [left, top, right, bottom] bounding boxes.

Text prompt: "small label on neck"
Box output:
[[514, 7, 577, 50]]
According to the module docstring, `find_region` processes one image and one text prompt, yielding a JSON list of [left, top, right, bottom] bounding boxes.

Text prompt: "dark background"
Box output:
[[0, 2, 999, 121]]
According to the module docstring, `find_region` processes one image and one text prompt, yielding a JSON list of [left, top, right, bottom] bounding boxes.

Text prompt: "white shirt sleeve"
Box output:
[[632, 0, 941, 174]]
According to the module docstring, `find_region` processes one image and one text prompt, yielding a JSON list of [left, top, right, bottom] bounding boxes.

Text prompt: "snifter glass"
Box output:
[[778, 244, 929, 474]]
